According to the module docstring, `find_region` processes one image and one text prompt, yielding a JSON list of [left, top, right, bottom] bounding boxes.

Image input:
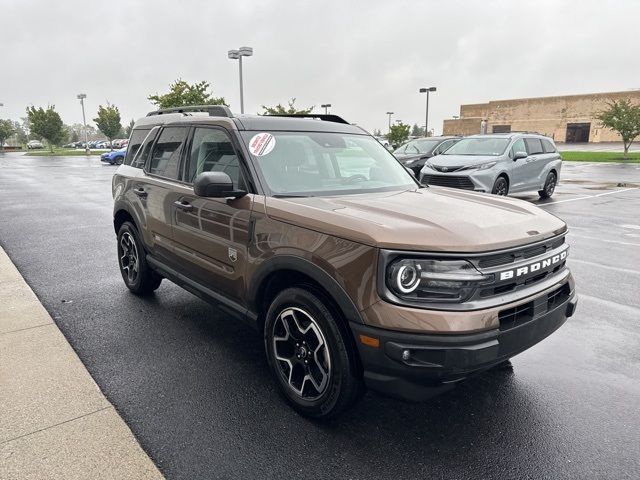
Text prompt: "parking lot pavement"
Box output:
[[0, 152, 639, 479]]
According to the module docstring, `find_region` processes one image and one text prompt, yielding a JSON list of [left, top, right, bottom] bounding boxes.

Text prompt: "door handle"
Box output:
[[133, 187, 147, 198], [174, 200, 194, 212]]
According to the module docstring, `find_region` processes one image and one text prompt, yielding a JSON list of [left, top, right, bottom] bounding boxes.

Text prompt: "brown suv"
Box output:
[[112, 106, 577, 418]]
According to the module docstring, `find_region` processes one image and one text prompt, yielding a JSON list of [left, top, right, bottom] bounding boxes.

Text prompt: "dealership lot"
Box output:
[[0, 152, 638, 479]]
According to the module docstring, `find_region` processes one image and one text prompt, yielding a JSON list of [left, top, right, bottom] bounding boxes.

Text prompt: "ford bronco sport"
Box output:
[[112, 106, 577, 418]]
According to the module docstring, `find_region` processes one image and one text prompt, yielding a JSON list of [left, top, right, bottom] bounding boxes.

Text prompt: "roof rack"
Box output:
[[265, 113, 350, 125], [146, 105, 233, 117]]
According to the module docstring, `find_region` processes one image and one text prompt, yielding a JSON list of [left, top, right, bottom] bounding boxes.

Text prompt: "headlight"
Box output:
[[459, 161, 497, 171], [386, 258, 491, 303], [422, 162, 435, 170]]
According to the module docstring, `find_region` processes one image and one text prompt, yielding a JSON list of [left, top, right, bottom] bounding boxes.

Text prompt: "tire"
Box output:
[[538, 171, 557, 199], [491, 176, 509, 196], [116, 221, 162, 295], [264, 287, 364, 419], [114, 156, 124, 165]]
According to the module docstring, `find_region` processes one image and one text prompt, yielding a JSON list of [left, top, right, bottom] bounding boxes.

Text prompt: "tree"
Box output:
[[261, 98, 314, 115], [124, 119, 135, 137], [93, 103, 122, 148], [148, 79, 226, 109], [388, 122, 411, 147], [410, 123, 425, 137], [13, 120, 29, 145], [26, 105, 66, 151], [597, 99, 640, 158], [372, 128, 382, 137], [0, 119, 15, 150]]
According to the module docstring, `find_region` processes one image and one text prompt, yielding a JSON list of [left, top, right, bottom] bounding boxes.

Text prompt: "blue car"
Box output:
[[100, 148, 126, 165]]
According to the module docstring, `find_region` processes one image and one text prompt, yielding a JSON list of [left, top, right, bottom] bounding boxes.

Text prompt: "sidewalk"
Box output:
[[0, 247, 163, 480]]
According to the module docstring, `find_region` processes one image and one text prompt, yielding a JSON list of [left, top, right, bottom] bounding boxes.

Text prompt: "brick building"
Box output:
[[443, 90, 640, 143]]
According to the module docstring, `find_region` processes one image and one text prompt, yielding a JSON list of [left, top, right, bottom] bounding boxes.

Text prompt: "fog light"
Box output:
[[402, 349, 411, 361]]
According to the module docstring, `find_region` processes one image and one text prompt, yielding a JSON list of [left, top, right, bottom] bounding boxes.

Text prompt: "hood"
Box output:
[[395, 153, 430, 164], [428, 154, 500, 167], [264, 188, 566, 252]]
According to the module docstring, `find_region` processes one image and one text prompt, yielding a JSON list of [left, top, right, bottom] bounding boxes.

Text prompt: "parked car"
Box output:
[[393, 136, 460, 177], [27, 140, 44, 149], [95, 140, 111, 149], [100, 147, 126, 165], [419, 133, 561, 198], [112, 107, 576, 418], [112, 138, 128, 148]]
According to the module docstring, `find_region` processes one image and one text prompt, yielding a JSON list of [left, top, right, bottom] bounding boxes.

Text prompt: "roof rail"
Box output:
[[146, 105, 233, 117], [265, 113, 350, 125]]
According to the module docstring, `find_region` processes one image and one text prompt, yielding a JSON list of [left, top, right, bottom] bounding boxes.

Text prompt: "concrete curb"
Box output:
[[0, 247, 164, 480]]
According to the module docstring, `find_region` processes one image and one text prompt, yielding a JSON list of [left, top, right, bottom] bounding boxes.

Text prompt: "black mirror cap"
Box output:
[[193, 171, 247, 198], [513, 151, 528, 160]]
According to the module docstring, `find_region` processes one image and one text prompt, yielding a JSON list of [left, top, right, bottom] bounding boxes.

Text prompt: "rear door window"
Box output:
[[147, 127, 188, 180], [525, 138, 544, 155], [510, 138, 526, 157]]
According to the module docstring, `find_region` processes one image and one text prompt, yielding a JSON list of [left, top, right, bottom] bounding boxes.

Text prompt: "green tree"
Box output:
[[410, 123, 425, 137], [261, 98, 314, 115], [26, 105, 66, 151], [0, 119, 15, 151], [93, 103, 122, 148], [372, 128, 382, 137], [124, 119, 135, 137], [13, 120, 29, 146], [388, 122, 411, 147], [597, 99, 640, 158], [148, 79, 226, 109]]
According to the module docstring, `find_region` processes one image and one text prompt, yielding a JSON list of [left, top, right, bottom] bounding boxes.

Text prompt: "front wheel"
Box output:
[[538, 171, 557, 198], [117, 221, 162, 295], [491, 176, 509, 196], [264, 287, 364, 419]]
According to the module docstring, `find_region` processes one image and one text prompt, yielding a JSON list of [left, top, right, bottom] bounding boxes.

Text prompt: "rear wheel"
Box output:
[[538, 171, 557, 198], [264, 287, 364, 419], [113, 156, 124, 165], [117, 221, 162, 295], [491, 176, 509, 196]]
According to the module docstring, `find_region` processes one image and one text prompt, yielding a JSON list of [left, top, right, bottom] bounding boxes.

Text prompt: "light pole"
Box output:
[[321, 103, 331, 114], [76, 94, 89, 154], [419, 87, 436, 137], [386, 111, 394, 134], [228, 46, 253, 114]]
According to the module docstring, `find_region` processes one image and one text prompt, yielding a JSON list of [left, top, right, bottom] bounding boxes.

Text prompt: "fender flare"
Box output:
[[248, 255, 364, 325]]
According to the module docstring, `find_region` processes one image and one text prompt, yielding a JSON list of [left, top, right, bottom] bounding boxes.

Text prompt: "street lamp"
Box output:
[[453, 115, 459, 120], [386, 111, 394, 134], [76, 94, 89, 154], [228, 46, 253, 114], [321, 103, 332, 114], [419, 87, 437, 137]]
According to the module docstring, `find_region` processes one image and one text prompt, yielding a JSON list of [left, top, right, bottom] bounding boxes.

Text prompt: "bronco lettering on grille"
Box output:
[[499, 251, 567, 281]]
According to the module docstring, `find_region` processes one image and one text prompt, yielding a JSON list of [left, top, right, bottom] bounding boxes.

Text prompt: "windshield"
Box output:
[[442, 137, 510, 156], [394, 138, 441, 155], [241, 131, 417, 196]]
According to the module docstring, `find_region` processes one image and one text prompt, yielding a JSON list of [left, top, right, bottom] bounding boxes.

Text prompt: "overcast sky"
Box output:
[[2, 0, 640, 135]]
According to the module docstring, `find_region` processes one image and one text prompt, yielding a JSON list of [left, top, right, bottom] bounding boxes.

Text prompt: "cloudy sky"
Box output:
[[2, 0, 640, 134]]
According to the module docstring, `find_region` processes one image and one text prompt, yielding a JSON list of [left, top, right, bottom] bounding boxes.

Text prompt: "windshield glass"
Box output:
[[394, 138, 441, 155], [241, 131, 417, 196], [442, 137, 510, 156]]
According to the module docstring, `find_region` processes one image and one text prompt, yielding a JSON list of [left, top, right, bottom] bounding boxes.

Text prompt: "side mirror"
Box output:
[[513, 151, 528, 161], [193, 172, 246, 198]]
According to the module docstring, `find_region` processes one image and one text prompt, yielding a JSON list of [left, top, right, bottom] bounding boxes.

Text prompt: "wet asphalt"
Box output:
[[0, 152, 639, 479]]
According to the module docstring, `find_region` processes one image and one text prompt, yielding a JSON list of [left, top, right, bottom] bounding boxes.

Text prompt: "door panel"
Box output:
[[509, 138, 528, 191]]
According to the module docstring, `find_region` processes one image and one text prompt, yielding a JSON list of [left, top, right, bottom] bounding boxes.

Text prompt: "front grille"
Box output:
[[421, 174, 475, 190], [499, 283, 570, 331], [477, 236, 565, 269]]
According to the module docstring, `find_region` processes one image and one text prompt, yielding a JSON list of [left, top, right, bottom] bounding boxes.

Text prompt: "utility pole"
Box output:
[[419, 87, 437, 137], [321, 104, 332, 114], [228, 47, 253, 114], [77, 94, 89, 154], [386, 111, 394, 134]]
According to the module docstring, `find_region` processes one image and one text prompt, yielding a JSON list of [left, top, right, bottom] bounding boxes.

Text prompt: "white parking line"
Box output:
[[569, 258, 640, 275], [538, 187, 638, 206], [567, 234, 640, 247]]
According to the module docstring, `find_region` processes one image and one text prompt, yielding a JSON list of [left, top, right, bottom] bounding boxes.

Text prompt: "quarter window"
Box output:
[[147, 127, 188, 180], [542, 139, 557, 153], [124, 128, 150, 166], [525, 138, 544, 155], [132, 126, 159, 169], [185, 127, 245, 189]]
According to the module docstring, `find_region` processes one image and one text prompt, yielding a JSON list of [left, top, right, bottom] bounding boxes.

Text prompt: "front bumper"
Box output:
[[350, 284, 577, 402]]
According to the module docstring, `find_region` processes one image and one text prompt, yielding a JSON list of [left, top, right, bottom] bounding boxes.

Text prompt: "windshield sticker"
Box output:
[[249, 133, 276, 156]]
